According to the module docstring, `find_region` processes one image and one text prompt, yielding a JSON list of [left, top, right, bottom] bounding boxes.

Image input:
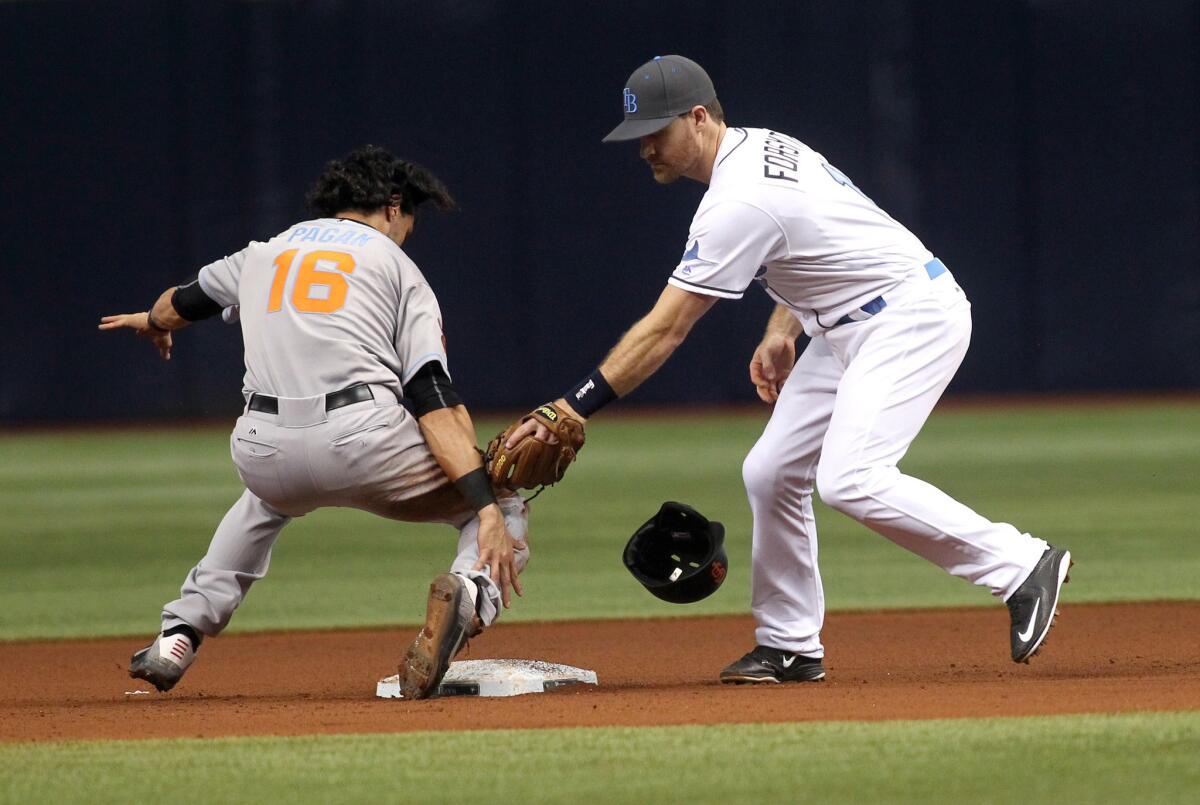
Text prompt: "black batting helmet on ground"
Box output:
[[623, 502, 728, 604]]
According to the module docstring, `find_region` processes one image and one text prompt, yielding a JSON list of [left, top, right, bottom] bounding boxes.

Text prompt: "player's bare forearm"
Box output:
[[598, 285, 717, 398], [596, 319, 683, 397], [763, 304, 802, 340], [417, 405, 488, 484], [516, 286, 715, 439], [148, 287, 191, 331]]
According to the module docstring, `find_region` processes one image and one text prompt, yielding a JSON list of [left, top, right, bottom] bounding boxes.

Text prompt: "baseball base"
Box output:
[[377, 659, 598, 699]]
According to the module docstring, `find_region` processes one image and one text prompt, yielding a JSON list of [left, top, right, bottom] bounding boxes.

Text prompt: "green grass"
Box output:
[[1, 402, 1197, 639], [3, 712, 1198, 804]]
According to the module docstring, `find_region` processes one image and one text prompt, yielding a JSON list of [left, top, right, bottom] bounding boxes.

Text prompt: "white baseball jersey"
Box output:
[[669, 127, 935, 336], [197, 218, 448, 398]]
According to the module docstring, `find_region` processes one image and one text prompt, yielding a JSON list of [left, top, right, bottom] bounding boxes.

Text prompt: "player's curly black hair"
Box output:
[[305, 145, 456, 218]]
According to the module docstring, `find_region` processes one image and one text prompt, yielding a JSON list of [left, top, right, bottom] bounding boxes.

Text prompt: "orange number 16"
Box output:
[[268, 249, 356, 314]]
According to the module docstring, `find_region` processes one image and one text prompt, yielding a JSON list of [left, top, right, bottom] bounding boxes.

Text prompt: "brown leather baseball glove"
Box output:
[[485, 402, 586, 490]]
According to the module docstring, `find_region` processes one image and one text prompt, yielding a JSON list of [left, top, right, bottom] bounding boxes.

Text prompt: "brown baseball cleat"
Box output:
[[399, 573, 477, 699]]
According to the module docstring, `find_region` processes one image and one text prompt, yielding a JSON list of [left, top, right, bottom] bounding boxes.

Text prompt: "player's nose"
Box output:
[[639, 137, 655, 159]]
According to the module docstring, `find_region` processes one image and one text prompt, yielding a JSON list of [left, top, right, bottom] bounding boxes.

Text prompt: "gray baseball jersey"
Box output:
[[197, 217, 448, 398]]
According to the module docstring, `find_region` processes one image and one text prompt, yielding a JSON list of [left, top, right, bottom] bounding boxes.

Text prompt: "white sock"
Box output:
[[454, 572, 481, 611]]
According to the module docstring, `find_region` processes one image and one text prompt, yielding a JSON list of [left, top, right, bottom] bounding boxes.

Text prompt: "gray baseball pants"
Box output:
[[161, 385, 529, 637]]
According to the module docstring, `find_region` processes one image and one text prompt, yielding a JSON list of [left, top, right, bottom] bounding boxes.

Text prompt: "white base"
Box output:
[[377, 659, 598, 699]]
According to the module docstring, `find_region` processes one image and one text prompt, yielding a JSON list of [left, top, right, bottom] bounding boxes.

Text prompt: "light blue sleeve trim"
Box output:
[[402, 353, 449, 384]]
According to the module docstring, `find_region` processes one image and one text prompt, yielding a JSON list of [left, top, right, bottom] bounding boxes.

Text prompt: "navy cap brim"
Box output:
[[602, 115, 678, 143]]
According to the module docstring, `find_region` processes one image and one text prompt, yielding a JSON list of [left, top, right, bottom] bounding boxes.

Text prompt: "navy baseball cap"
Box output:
[[602, 55, 716, 143]]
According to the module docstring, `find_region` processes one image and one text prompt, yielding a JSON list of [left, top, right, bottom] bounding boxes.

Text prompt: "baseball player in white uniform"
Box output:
[[512, 55, 1072, 682], [100, 146, 527, 699]]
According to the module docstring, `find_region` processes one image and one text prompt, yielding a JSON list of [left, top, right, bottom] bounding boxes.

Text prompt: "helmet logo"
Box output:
[[623, 88, 638, 114], [711, 562, 727, 583]]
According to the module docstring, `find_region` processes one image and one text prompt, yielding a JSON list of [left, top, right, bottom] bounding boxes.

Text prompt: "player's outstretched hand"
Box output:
[[472, 505, 527, 608], [749, 334, 796, 403], [98, 312, 173, 361]]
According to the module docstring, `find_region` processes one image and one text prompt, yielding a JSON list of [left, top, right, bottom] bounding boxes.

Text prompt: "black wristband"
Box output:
[[454, 467, 497, 513], [145, 308, 167, 332], [565, 369, 617, 418]]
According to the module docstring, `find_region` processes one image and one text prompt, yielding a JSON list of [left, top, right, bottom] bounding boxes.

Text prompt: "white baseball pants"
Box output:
[[742, 271, 1046, 656]]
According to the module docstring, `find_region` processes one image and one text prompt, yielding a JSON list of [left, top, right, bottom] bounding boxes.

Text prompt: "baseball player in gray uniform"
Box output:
[[100, 145, 526, 699], [511, 55, 1071, 682]]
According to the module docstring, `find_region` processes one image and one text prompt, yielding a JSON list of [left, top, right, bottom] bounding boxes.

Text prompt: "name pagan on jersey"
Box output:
[[287, 225, 374, 246]]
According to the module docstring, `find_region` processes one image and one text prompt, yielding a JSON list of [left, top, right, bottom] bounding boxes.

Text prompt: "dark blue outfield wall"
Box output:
[[2, 1, 1197, 423]]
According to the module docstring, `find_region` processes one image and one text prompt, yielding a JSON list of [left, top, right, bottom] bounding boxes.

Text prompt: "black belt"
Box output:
[[248, 384, 374, 415]]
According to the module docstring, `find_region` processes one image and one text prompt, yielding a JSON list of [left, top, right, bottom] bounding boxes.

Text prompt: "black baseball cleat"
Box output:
[[719, 645, 826, 684], [399, 573, 477, 699], [1007, 546, 1073, 663]]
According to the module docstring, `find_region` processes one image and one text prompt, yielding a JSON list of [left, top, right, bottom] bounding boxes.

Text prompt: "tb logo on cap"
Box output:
[[623, 87, 638, 114]]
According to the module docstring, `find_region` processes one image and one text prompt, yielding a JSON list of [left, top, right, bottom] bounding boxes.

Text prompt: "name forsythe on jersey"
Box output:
[[762, 130, 803, 184]]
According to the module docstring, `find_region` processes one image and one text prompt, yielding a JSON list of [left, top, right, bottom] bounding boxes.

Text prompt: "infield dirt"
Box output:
[[2, 601, 1198, 743]]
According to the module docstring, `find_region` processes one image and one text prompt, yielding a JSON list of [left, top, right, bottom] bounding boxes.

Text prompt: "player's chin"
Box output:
[[649, 165, 681, 184]]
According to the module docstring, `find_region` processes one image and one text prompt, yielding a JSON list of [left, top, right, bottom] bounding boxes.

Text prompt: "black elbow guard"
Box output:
[[172, 280, 224, 322], [407, 360, 463, 417]]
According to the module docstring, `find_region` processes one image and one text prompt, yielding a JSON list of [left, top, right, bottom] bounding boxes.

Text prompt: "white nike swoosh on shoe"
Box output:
[[781, 655, 796, 668], [1017, 599, 1040, 642]]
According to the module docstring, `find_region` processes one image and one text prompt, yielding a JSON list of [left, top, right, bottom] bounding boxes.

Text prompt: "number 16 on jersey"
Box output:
[[268, 249, 357, 314]]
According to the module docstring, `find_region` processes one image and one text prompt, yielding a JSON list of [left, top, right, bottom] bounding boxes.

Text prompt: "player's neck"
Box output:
[[687, 122, 728, 185], [335, 210, 388, 233]]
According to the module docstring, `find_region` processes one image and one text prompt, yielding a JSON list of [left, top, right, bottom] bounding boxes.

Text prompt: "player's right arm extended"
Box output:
[[503, 285, 715, 448], [749, 304, 803, 403], [595, 284, 718, 399], [550, 284, 716, 422]]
